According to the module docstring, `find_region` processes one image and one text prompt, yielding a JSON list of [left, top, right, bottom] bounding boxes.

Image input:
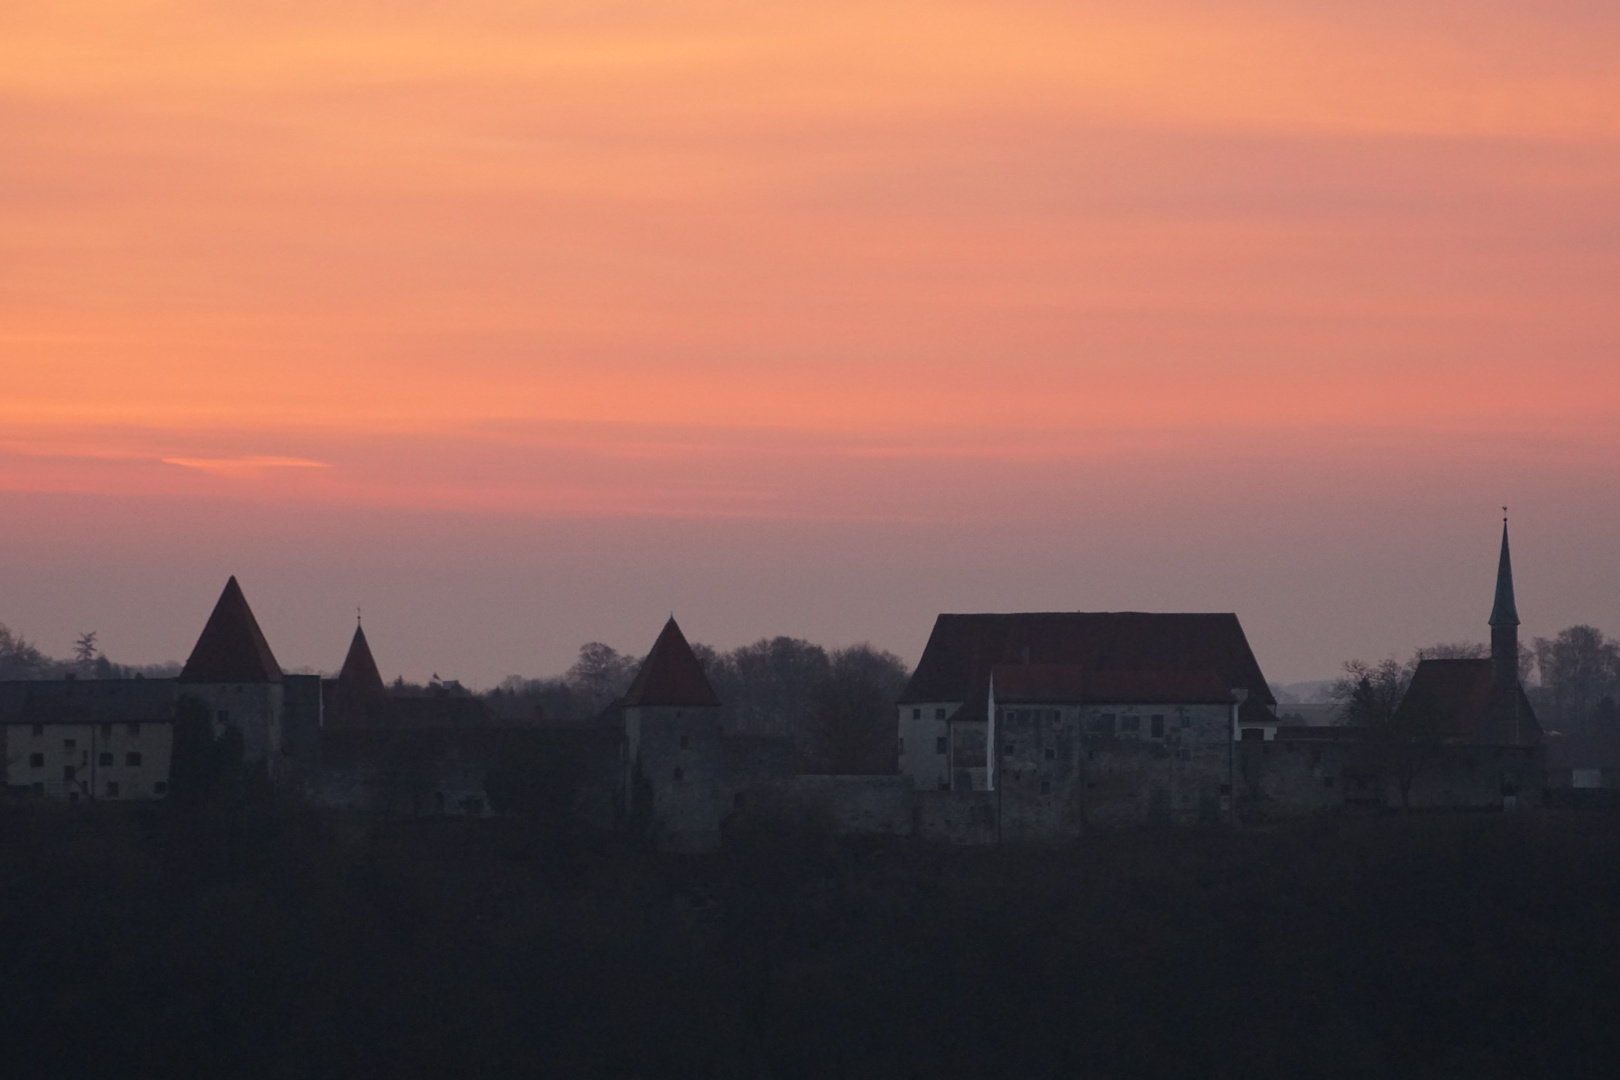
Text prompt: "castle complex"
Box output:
[[1, 524, 1550, 844]]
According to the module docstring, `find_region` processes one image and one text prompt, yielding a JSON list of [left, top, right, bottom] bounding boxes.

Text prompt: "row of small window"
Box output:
[[910, 708, 949, 720], [1000, 711, 1189, 736], [900, 737, 1066, 762], [29, 723, 144, 738], [1090, 714, 1182, 737], [900, 738, 959, 757], [1001, 709, 1063, 722], [23, 781, 166, 797], [30, 752, 143, 768], [999, 744, 1059, 760]]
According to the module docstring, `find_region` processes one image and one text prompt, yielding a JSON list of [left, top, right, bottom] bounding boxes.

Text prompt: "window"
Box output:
[[31, 724, 44, 736], [1044, 747, 1055, 761], [98, 752, 114, 767], [934, 708, 946, 720], [153, 782, 167, 796], [128, 723, 141, 737], [1120, 715, 1141, 733], [936, 736, 947, 754], [1088, 713, 1116, 735], [217, 710, 229, 725], [1002, 742, 1015, 756], [63, 765, 76, 781], [63, 738, 76, 750], [1151, 715, 1165, 738], [679, 735, 689, 750], [672, 767, 684, 782], [29, 753, 43, 768], [31, 782, 43, 797], [898, 737, 905, 752], [912, 708, 921, 720], [105, 781, 120, 797], [126, 752, 143, 767], [1181, 714, 1191, 729]]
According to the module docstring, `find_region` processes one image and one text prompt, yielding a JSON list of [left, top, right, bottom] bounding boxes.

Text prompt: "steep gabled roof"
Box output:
[[179, 577, 283, 684], [622, 618, 720, 708], [902, 612, 1274, 720], [337, 623, 387, 699], [1395, 658, 1541, 745], [991, 664, 1234, 706]]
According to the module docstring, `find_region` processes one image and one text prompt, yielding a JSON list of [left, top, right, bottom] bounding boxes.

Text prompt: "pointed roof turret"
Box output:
[[1489, 517, 1520, 627], [621, 617, 720, 708], [337, 622, 387, 698], [179, 576, 283, 683]]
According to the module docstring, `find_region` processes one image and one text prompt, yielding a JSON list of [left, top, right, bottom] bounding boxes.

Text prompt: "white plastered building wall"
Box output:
[[898, 701, 960, 791]]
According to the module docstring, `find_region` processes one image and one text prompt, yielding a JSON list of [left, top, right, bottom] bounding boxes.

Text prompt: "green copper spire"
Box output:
[[1489, 516, 1519, 628]]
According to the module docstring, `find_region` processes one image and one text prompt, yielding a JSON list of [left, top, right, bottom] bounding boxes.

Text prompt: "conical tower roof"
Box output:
[[337, 622, 387, 698], [1489, 520, 1520, 627], [179, 576, 283, 683], [622, 617, 720, 707]]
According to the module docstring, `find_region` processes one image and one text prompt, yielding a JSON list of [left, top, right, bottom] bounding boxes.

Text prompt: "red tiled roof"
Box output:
[[622, 618, 721, 708], [337, 624, 387, 699], [1394, 659, 1541, 745], [178, 577, 283, 684], [0, 678, 179, 724], [992, 664, 1234, 705], [901, 612, 1273, 720]]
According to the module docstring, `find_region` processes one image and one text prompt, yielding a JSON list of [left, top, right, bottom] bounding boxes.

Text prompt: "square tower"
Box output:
[[177, 576, 286, 772], [622, 618, 723, 852]]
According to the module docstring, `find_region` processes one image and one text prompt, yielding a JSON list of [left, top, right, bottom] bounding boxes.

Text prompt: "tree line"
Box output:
[[1331, 624, 1620, 736], [0, 624, 181, 681], [3, 614, 910, 773], [485, 636, 909, 774]]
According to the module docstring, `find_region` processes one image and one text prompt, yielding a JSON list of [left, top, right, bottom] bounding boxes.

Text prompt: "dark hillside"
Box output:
[[2, 808, 1617, 1078]]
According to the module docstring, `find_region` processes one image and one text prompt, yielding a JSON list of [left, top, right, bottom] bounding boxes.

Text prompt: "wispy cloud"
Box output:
[[161, 456, 331, 476]]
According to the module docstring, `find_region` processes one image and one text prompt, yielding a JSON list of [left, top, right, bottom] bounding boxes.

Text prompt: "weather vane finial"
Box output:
[[357, 604, 362, 625], [1503, 505, 1508, 524]]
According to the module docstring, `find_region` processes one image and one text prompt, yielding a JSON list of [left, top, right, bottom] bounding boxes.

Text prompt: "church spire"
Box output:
[[1489, 514, 1519, 628], [1489, 513, 1520, 689]]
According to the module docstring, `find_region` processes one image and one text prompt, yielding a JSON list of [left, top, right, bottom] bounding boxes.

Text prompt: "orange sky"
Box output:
[[2, 1, 1618, 682]]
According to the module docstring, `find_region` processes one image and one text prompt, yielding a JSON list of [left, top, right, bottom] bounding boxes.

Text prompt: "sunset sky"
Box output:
[[3, 0, 1618, 686]]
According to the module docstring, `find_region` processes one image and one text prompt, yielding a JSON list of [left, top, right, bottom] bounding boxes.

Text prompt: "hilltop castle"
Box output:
[[1, 523, 1550, 840]]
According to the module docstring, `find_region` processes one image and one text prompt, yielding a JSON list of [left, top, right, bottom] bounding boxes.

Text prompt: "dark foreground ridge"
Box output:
[[2, 808, 1618, 1079]]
